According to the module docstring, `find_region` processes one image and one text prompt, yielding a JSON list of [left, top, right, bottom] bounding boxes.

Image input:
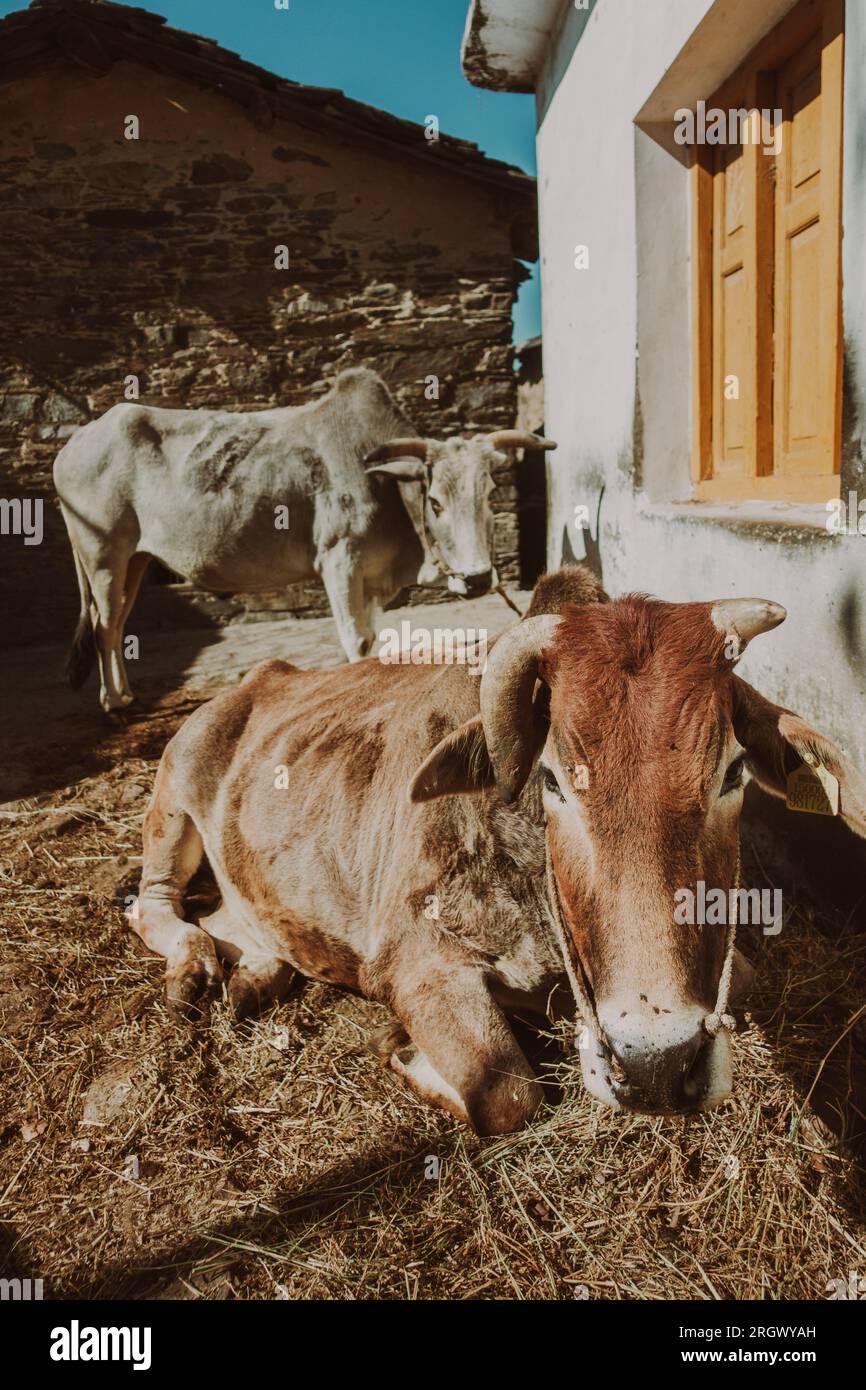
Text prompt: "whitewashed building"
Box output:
[[463, 0, 866, 761]]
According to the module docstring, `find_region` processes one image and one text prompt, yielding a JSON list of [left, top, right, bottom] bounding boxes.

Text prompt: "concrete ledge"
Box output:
[[461, 0, 564, 91], [637, 497, 837, 545]]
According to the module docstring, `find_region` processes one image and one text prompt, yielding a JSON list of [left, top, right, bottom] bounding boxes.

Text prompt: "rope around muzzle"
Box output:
[[544, 828, 605, 1047], [543, 829, 740, 1051], [410, 463, 525, 616], [495, 585, 524, 617], [703, 840, 741, 1038]]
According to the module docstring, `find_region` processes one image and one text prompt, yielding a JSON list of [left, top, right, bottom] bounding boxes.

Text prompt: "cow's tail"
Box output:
[[66, 549, 96, 689]]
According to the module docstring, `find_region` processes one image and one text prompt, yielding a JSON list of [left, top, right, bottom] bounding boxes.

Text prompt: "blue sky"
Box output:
[[0, 0, 540, 340]]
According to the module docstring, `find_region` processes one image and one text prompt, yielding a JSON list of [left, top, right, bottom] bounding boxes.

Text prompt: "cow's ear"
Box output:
[[408, 718, 494, 802], [408, 687, 551, 804], [733, 677, 866, 840]]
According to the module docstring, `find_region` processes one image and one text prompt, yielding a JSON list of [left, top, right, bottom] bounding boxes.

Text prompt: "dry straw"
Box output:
[[1, 703, 864, 1300]]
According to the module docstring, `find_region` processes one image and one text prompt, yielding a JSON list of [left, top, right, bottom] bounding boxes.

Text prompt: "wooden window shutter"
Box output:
[[772, 0, 844, 490], [690, 0, 843, 504]]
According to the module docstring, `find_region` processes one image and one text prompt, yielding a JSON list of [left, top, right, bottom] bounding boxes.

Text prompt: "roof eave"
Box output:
[[0, 1, 537, 215], [461, 0, 563, 93]]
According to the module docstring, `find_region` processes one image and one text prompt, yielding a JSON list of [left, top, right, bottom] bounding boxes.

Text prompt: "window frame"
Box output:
[[689, 0, 844, 504]]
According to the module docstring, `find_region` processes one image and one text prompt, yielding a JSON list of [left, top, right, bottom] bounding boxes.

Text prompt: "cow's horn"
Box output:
[[710, 598, 787, 658], [480, 614, 561, 804], [364, 438, 428, 463], [487, 430, 558, 452]]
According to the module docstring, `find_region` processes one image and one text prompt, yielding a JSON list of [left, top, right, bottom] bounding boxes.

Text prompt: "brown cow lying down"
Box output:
[[134, 567, 866, 1134]]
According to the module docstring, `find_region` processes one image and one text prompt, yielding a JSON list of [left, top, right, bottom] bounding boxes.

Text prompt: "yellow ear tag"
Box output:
[[786, 760, 840, 816]]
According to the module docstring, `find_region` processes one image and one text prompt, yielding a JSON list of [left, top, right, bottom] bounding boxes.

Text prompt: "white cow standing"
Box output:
[[53, 367, 554, 712]]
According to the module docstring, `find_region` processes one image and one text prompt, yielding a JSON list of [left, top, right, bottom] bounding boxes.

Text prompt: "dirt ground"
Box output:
[[1, 591, 865, 1300]]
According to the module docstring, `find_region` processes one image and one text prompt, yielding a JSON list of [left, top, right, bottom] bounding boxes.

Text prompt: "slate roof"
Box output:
[[0, 0, 537, 256]]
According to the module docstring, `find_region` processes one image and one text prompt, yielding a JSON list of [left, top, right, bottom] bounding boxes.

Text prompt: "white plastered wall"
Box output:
[[534, 0, 866, 764]]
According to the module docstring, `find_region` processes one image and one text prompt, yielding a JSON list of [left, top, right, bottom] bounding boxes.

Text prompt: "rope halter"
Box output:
[[543, 828, 740, 1053]]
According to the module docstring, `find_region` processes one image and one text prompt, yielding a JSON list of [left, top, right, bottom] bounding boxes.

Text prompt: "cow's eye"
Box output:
[[722, 754, 747, 794], [429, 497, 444, 517], [541, 765, 565, 802]]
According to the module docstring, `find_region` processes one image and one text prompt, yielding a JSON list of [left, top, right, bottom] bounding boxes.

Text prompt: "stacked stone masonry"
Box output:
[[0, 1, 537, 647]]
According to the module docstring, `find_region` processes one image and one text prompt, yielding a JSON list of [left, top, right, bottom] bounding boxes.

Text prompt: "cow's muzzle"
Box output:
[[580, 1003, 732, 1114], [448, 569, 493, 599]]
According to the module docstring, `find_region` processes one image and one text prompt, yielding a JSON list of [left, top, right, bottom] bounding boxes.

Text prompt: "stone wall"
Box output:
[[0, 55, 531, 648]]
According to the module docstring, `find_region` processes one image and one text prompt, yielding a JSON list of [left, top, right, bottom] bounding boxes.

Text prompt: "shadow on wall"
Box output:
[[536, 0, 598, 124], [744, 785, 866, 939], [838, 580, 866, 681], [516, 445, 548, 588], [559, 484, 605, 592]]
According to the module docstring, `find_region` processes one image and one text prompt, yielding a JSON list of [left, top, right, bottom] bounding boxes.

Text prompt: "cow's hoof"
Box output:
[[228, 959, 296, 1021], [228, 968, 264, 1021], [366, 1019, 410, 1064], [102, 707, 129, 727], [166, 958, 221, 1022]]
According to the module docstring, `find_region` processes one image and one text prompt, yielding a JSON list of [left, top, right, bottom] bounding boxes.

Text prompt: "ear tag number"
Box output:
[[786, 761, 840, 817]]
